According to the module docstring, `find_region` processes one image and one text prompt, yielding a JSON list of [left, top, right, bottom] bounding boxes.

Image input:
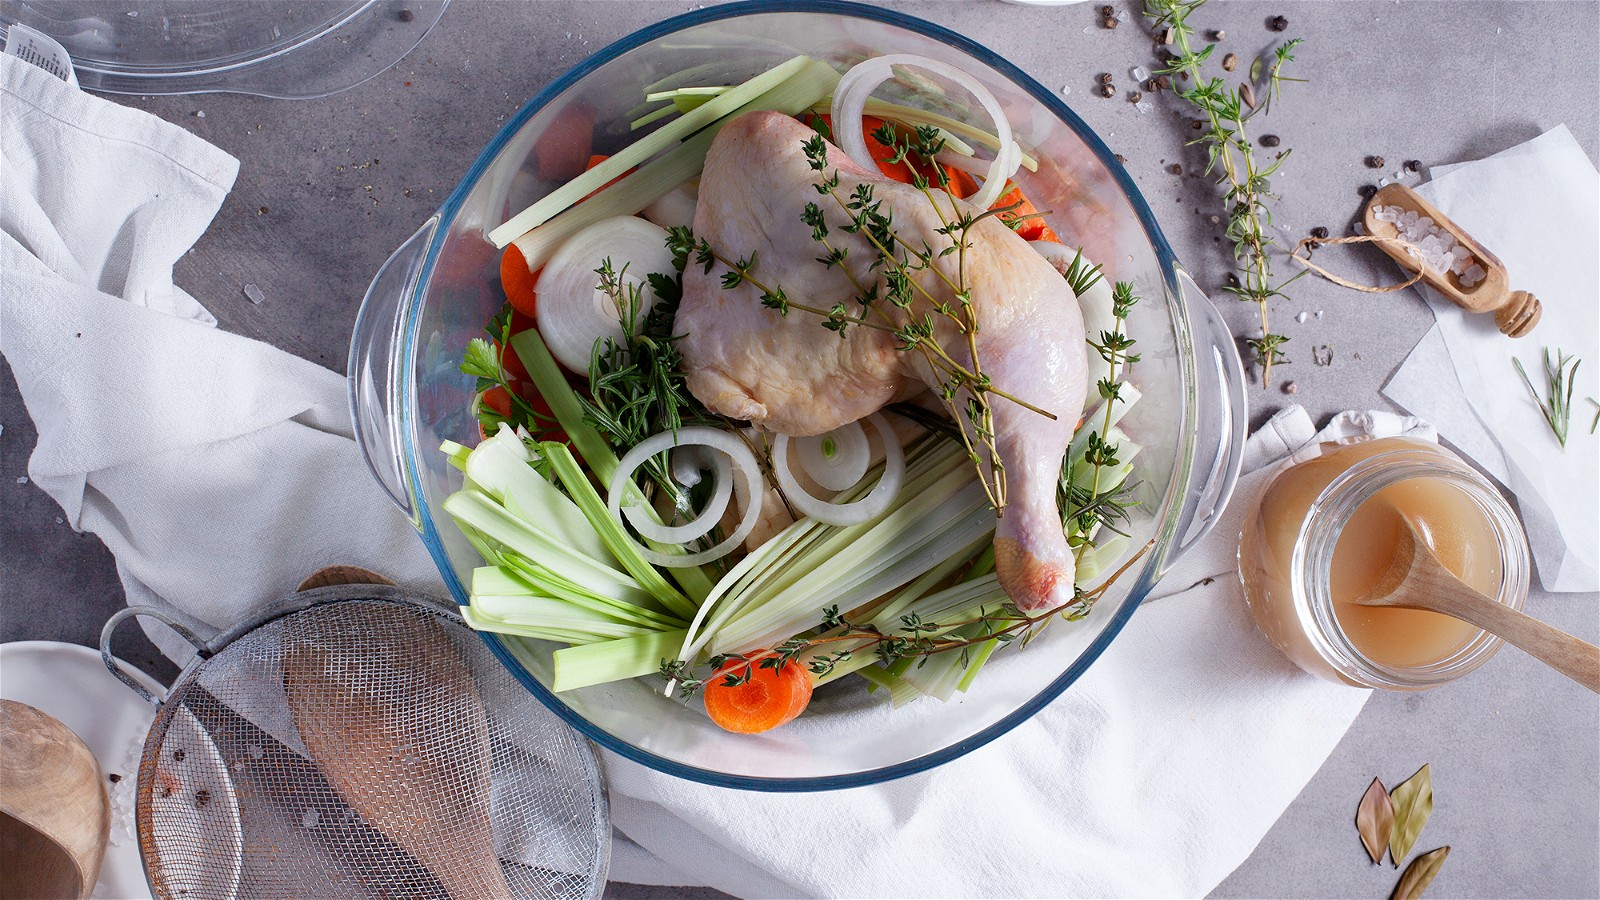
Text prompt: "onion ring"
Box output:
[[607, 427, 763, 567], [772, 414, 904, 526]]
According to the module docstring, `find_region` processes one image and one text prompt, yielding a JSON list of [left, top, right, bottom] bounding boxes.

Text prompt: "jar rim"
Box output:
[[1287, 443, 1530, 689]]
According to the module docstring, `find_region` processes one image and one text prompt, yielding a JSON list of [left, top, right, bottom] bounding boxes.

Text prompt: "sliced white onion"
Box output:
[[640, 178, 699, 231], [772, 413, 904, 526], [622, 446, 732, 545], [535, 215, 674, 373], [830, 54, 1019, 209], [607, 427, 763, 567], [1031, 241, 1120, 377], [795, 421, 870, 492]]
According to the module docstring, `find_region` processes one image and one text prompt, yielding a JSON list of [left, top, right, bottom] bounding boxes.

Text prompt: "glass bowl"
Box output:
[[349, 0, 1246, 790]]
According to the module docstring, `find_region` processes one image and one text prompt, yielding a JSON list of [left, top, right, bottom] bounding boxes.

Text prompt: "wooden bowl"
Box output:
[[0, 699, 111, 899]]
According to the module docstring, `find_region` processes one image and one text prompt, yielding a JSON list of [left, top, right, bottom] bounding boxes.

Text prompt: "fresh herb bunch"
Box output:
[[1513, 347, 1581, 449], [460, 307, 562, 436], [1143, 0, 1307, 386], [665, 123, 1057, 513], [581, 258, 711, 499]]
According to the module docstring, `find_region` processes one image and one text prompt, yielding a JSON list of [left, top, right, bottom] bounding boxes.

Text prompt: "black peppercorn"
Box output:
[[1359, 184, 1378, 198], [1259, 134, 1281, 148], [195, 789, 211, 809], [1099, 4, 1114, 16], [1311, 226, 1330, 239], [1404, 159, 1422, 173], [1103, 16, 1118, 29], [1129, 91, 1144, 104], [1192, 119, 1206, 131], [397, 8, 414, 22], [1146, 78, 1160, 92], [108, 773, 122, 783], [1268, 15, 1289, 31], [1208, 29, 1226, 41], [1098, 72, 1114, 85], [1114, 153, 1127, 164], [1155, 74, 1171, 90], [1169, 163, 1183, 175], [1222, 53, 1238, 72], [1365, 155, 1385, 169], [1098, 83, 1116, 98]]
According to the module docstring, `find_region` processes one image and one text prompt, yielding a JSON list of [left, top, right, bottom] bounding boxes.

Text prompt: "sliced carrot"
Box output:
[[702, 654, 814, 734], [500, 245, 541, 318], [991, 183, 1058, 243], [480, 386, 513, 419]]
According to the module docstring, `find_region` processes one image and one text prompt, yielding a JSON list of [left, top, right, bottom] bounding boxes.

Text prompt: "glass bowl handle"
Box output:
[[1173, 269, 1248, 555], [348, 217, 439, 519]]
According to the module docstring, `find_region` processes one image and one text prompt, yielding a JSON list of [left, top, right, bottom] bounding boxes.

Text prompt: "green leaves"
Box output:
[[1356, 777, 1395, 865], [1391, 845, 1449, 900], [1513, 347, 1580, 448], [461, 337, 501, 381], [1387, 764, 1434, 866]]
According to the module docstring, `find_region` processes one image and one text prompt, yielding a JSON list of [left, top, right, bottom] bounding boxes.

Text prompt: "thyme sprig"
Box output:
[[658, 540, 1153, 697], [664, 124, 1059, 513], [1513, 347, 1580, 448], [1144, 0, 1307, 386], [1065, 278, 1142, 551]]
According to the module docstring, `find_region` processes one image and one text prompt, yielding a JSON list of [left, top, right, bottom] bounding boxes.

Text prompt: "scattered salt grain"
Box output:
[[1315, 310, 1324, 318], [16, 476, 26, 484], [1133, 100, 1153, 115], [243, 283, 266, 304], [1061, 84, 1071, 96], [126, 9, 138, 15], [1131, 65, 1150, 81], [1082, 24, 1094, 34], [303, 808, 321, 829], [248, 744, 265, 760], [1115, 8, 1130, 22], [1295, 311, 1308, 324], [195, 110, 206, 118], [55, 517, 63, 524]]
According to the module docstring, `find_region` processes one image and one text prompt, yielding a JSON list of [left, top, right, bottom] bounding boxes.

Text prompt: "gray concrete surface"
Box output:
[[3, 1, 1596, 897]]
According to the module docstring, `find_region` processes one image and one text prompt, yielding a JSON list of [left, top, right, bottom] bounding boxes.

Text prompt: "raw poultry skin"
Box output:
[[676, 111, 1088, 612]]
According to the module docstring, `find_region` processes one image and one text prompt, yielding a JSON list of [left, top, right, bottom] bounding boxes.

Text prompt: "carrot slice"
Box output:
[[500, 245, 541, 318], [991, 183, 1058, 243], [480, 386, 513, 418], [702, 655, 814, 734]]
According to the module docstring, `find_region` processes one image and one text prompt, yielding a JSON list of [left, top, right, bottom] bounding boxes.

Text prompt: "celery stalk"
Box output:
[[553, 628, 690, 692], [540, 443, 697, 620], [501, 56, 841, 264], [490, 55, 817, 245]]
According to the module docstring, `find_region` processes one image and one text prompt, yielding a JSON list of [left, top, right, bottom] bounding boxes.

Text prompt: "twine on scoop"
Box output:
[[1290, 233, 1427, 293]]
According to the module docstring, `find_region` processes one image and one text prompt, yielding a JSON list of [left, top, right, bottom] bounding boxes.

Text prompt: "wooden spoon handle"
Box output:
[[1426, 592, 1600, 693]]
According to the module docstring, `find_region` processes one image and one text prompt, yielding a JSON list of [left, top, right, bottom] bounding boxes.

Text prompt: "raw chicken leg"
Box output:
[[677, 111, 1088, 612]]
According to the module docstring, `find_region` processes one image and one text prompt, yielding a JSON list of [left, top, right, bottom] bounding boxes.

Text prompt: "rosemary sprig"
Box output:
[[1513, 347, 1580, 448], [1143, 0, 1306, 386], [460, 305, 562, 436]]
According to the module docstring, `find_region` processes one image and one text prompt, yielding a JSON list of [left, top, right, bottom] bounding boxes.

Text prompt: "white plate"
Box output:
[[0, 640, 162, 900]]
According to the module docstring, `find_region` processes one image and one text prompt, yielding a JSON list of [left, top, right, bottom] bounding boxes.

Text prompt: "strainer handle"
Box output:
[[100, 606, 207, 706]]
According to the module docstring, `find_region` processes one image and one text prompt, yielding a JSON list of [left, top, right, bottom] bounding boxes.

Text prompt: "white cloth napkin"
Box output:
[[604, 406, 1431, 899], [0, 53, 438, 661], [1383, 125, 1599, 593]]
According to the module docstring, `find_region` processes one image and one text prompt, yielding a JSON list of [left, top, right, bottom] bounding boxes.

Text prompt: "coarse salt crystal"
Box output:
[[1061, 84, 1071, 96], [1131, 65, 1150, 81], [1116, 8, 1130, 22], [243, 283, 266, 304], [1134, 100, 1153, 114], [303, 808, 321, 828], [16, 476, 26, 484], [1295, 311, 1308, 323]]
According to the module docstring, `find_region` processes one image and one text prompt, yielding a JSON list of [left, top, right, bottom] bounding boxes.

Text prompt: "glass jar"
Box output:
[[1238, 435, 1530, 689]]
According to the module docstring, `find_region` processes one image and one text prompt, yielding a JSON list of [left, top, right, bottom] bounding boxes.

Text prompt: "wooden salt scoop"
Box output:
[[0, 700, 111, 899], [283, 604, 513, 899], [1363, 183, 1541, 337], [1351, 518, 1600, 692]]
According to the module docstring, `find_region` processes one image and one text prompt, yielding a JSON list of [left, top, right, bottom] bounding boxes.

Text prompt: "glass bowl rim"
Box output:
[[397, 0, 1191, 791]]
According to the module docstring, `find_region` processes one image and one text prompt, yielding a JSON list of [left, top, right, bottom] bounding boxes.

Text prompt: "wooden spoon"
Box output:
[[282, 604, 513, 899], [1350, 519, 1600, 692]]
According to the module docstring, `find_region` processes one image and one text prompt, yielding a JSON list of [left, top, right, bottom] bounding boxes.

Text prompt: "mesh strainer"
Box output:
[[99, 584, 609, 900]]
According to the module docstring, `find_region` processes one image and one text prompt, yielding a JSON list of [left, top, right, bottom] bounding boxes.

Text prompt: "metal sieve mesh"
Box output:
[[127, 591, 608, 900]]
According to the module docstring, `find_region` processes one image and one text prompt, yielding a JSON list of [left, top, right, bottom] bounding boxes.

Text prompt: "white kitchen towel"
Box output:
[[0, 53, 438, 660], [1383, 125, 1599, 593], [604, 405, 1429, 899]]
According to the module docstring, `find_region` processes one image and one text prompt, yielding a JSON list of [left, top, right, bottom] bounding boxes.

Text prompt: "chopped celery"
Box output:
[[441, 439, 473, 472], [629, 104, 677, 130], [643, 85, 728, 102], [491, 55, 818, 245], [956, 637, 1000, 693], [473, 564, 683, 629], [553, 628, 690, 692], [500, 56, 840, 264], [1067, 382, 1142, 467], [540, 442, 697, 620], [468, 425, 618, 565]]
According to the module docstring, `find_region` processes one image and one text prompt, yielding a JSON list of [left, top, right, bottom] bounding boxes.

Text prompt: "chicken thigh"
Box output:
[[676, 110, 1088, 612]]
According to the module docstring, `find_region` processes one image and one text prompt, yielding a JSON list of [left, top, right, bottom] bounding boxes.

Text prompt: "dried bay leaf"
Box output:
[[1388, 764, 1434, 865], [1391, 845, 1450, 899], [1356, 777, 1395, 864]]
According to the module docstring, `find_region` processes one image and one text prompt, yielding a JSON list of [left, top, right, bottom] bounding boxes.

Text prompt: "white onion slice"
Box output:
[[830, 54, 1019, 209], [772, 414, 904, 526], [607, 427, 763, 567], [622, 446, 732, 545], [795, 421, 870, 492], [535, 215, 674, 373]]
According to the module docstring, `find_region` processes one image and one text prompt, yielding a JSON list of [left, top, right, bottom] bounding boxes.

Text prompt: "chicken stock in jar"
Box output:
[[1237, 435, 1530, 689]]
